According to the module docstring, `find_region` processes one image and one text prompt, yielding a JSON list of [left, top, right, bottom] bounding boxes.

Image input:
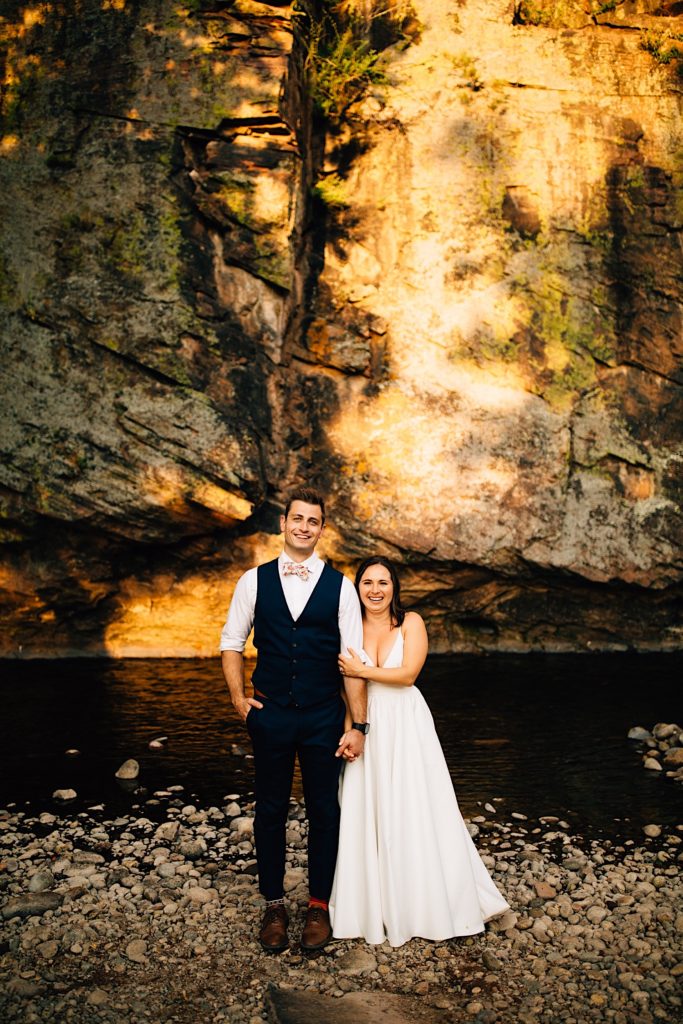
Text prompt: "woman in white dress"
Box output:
[[329, 556, 509, 948]]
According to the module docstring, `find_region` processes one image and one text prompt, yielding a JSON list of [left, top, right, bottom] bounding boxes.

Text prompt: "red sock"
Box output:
[[308, 897, 328, 911]]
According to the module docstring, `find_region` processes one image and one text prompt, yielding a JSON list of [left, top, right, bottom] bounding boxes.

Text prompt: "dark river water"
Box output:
[[0, 654, 681, 839]]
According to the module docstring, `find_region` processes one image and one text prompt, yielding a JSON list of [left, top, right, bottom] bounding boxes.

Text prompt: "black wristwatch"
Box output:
[[352, 722, 370, 735]]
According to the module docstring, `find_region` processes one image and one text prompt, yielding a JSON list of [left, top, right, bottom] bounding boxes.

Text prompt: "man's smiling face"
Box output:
[[280, 500, 325, 561]]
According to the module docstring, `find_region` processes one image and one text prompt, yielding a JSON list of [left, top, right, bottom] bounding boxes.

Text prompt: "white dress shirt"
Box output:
[[220, 551, 365, 656]]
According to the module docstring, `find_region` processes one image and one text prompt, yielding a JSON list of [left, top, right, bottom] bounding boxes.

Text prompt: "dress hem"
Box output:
[[331, 924, 487, 948]]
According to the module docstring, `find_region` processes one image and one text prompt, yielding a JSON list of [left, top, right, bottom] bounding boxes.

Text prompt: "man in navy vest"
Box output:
[[220, 487, 368, 952]]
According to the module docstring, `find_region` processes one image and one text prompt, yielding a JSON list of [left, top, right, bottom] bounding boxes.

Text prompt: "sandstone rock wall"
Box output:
[[1, 0, 681, 656]]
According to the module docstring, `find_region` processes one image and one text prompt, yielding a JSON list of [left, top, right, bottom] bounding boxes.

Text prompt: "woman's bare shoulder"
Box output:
[[403, 610, 426, 630]]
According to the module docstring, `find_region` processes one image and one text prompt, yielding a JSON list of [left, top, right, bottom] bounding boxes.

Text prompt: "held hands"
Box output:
[[338, 647, 367, 761], [338, 647, 366, 679], [235, 695, 263, 722], [336, 728, 365, 762]]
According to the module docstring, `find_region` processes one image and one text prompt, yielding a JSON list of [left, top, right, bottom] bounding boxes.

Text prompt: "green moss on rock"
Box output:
[[513, 269, 620, 406], [106, 198, 182, 290]]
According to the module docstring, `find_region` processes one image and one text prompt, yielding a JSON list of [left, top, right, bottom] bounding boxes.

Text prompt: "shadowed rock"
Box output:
[[266, 986, 446, 1024], [1, 892, 63, 920]]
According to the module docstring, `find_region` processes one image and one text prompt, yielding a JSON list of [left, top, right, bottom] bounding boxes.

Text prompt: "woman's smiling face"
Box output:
[[358, 563, 394, 613]]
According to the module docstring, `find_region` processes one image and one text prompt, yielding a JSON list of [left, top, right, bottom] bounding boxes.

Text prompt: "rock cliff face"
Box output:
[[1, 0, 681, 656]]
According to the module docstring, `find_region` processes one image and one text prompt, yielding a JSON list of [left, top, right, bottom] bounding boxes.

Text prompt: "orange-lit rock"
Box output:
[[0, 0, 681, 656], [103, 528, 355, 657]]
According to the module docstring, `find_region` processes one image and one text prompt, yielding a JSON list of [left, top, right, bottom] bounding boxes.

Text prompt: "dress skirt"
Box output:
[[329, 677, 509, 947]]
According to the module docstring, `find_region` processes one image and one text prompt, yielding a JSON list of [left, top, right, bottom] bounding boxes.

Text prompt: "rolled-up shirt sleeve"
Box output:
[[338, 576, 368, 661], [219, 568, 258, 652]]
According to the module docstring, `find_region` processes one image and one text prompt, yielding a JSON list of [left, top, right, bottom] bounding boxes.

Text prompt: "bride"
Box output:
[[329, 556, 509, 947]]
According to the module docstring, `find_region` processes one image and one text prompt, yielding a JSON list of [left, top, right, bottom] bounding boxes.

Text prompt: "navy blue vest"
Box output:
[[251, 558, 344, 709]]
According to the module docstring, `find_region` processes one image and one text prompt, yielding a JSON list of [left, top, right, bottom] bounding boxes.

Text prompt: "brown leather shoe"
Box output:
[[259, 904, 289, 953], [301, 906, 332, 951]]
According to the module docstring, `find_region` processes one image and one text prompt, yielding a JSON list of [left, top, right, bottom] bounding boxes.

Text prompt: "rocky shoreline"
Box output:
[[1, 792, 681, 1024], [629, 722, 683, 783]]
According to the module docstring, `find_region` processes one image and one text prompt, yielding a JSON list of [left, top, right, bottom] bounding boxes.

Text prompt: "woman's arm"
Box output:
[[338, 613, 428, 687]]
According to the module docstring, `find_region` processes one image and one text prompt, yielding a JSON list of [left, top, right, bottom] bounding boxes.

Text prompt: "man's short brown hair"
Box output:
[[284, 487, 326, 523]]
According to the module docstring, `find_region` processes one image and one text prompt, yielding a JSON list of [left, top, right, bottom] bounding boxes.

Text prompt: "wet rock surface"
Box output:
[[0, 797, 681, 1024]]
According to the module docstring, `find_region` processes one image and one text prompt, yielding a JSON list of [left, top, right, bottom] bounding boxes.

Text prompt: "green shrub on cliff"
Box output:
[[310, 23, 385, 119], [294, 1, 416, 122], [640, 29, 683, 65], [295, 3, 386, 121], [513, 0, 627, 27], [312, 173, 351, 208]]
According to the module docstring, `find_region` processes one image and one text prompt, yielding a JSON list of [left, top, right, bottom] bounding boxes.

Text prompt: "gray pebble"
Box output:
[[628, 726, 652, 741], [6, 977, 41, 997], [28, 869, 54, 893], [337, 948, 378, 974], [125, 939, 148, 964], [179, 838, 207, 860], [86, 988, 109, 1005]]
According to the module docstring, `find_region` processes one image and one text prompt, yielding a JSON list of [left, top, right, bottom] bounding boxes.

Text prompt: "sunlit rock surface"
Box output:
[[0, 0, 681, 656]]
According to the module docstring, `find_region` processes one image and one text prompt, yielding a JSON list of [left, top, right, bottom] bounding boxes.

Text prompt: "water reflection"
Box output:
[[428, 654, 682, 833], [0, 654, 680, 837]]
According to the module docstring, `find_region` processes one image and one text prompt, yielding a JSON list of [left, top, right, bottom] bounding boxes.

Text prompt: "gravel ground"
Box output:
[[0, 794, 681, 1024]]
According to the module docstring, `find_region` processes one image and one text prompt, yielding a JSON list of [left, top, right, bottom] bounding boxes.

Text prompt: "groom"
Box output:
[[220, 487, 368, 952]]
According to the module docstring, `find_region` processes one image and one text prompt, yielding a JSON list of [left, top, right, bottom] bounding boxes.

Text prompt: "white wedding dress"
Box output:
[[329, 628, 509, 947]]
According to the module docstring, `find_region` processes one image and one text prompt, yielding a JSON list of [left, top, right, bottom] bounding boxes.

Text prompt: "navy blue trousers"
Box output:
[[246, 695, 346, 902]]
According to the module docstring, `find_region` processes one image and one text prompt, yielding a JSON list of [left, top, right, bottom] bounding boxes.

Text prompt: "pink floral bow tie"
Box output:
[[282, 561, 310, 581]]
